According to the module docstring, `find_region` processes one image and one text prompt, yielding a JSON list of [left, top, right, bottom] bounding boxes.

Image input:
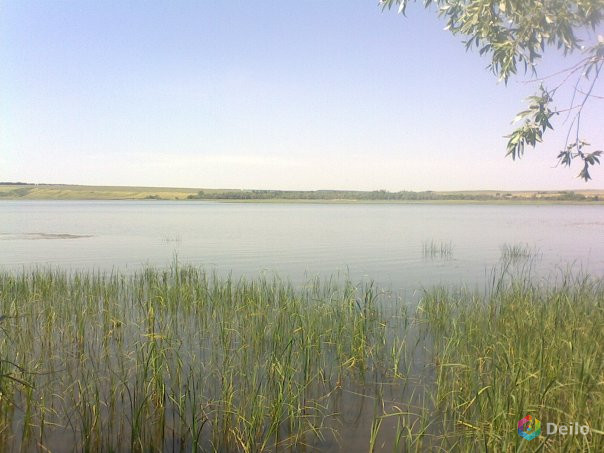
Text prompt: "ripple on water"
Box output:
[[0, 233, 93, 240]]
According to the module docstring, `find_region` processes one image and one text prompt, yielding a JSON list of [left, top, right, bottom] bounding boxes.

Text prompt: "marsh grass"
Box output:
[[0, 267, 419, 452], [162, 234, 182, 243], [500, 242, 539, 261], [419, 273, 604, 451], [422, 240, 454, 259], [0, 265, 602, 451]]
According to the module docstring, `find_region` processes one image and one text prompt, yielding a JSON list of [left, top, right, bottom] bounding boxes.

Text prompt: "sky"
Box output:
[[1, 0, 603, 191]]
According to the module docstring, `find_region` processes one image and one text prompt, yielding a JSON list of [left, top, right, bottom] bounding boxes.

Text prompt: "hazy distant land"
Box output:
[[1, 182, 603, 203]]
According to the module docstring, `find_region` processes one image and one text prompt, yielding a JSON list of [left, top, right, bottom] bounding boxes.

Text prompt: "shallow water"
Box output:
[[1, 200, 603, 451]]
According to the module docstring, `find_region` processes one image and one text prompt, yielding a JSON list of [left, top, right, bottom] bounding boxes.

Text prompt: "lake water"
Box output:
[[1, 200, 603, 452], [2, 200, 603, 290]]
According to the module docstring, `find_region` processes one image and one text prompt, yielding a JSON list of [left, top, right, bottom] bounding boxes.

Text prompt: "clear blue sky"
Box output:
[[1, 0, 603, 190]]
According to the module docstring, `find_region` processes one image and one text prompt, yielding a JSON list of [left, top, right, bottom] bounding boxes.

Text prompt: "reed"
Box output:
[[0, 266, 409, 451], [422, 240, 453, 259], [419, 272, 604, 451], [0, 265, 601, 451], [500, 242, 538, 261]]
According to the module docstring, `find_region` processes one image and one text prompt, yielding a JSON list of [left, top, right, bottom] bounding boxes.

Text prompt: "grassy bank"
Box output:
[[1, 183, 604, 204], [0, 184, 201, 200], [0, 267, 602, 451]]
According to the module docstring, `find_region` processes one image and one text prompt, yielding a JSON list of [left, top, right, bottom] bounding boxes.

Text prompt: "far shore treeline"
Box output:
[[0, 182, 602, 202], [187, 189, 599, 202]]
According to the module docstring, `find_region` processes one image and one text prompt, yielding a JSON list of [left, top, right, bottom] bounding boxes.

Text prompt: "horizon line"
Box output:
[[2, 181, 604, 193]]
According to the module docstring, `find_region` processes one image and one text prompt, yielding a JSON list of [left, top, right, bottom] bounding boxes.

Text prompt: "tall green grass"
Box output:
[[0, 265, 602, 451], [0, 267, 414, 451], [419, 273, 604, 451]]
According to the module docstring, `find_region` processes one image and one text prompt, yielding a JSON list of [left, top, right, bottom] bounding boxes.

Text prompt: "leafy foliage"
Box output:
[[381, 0, 604, 180]]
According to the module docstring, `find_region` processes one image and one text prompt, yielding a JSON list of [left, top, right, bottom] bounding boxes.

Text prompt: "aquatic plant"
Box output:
[[0, 266, 411, 451], [422, 240, 453, 259], [419, 273, 604, 451], [0, 266, 601, 451], [500, 242, 538, 261]]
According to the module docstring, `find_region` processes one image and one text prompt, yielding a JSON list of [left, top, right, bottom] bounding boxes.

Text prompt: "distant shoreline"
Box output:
[[1, 183, 603, 204]]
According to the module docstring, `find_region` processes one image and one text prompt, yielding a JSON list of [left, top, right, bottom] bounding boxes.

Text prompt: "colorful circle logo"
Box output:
[[518, 415, 541, 440]]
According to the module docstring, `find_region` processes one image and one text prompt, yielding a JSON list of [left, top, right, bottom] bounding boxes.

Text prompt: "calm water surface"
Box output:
[[1, 200, 604, 452], [1, 200, 603, 289]]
